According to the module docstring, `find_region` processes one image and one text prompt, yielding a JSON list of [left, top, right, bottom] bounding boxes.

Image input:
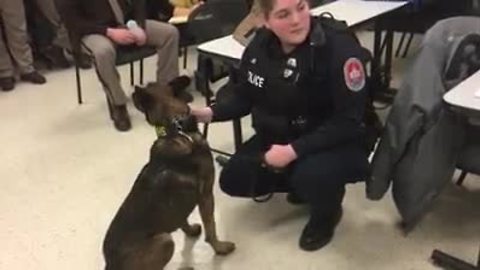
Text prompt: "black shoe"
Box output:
[[107, 101, 131, 132], [41, 46, 71, 69], [0, 77, 15, 91], [286, 191, 305, 205], [20, 71, 46, 84], [299, 207, 343, 252]]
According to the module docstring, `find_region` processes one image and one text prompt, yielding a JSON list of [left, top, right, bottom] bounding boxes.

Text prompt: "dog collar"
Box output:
[[155, 125, 167, 137], [154, 125, 194, 145]]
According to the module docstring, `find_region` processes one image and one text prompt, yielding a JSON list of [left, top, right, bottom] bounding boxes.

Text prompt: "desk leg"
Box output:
[[371, 17, 397, 105]]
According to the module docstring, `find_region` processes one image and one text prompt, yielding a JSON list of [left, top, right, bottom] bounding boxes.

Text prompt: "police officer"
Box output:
[[191, 0, 369, 251], [0, 0, 46, 91]]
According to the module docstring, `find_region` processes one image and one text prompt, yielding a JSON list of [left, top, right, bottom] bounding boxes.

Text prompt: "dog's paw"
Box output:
[[182, 223, 202, 237], [213, 241, 236, 255]]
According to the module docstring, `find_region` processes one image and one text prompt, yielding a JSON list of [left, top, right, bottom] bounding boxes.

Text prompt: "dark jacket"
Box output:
[[145, 0, 175, 21], [61, 0, 146, 37], [212, 16, 370, 157]]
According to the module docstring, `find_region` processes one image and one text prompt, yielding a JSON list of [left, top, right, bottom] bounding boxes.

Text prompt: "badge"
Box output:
[[250, 58, 257, 64], [287, 58, 297, 68], [343, 58, 365, 92], [284, 69, 293, 79]]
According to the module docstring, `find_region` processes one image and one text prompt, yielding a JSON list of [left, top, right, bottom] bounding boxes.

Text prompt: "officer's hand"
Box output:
[[190, 106, 213, 123], [264, 144, 298, 169], [106, 28, 136, 45]]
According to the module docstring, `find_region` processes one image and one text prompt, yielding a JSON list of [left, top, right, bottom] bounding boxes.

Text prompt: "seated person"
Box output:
[[191, 0, 370, 251], [62, 0, 181, 131]]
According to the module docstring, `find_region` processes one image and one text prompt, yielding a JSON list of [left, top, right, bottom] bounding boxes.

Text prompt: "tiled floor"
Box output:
[[0, 32, 478, 270]]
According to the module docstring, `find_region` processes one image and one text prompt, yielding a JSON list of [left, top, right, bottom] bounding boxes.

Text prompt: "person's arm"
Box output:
[[291, 39, 368, 157]]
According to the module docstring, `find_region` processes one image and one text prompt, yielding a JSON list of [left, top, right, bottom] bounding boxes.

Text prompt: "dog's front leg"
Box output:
[[198, 192, 235, 255]]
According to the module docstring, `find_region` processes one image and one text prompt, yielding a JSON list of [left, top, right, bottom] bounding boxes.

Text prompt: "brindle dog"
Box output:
[[103, 76, 235, 270]]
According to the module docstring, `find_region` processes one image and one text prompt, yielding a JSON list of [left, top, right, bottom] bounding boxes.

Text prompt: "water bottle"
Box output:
[[126, 20, 144, 41]]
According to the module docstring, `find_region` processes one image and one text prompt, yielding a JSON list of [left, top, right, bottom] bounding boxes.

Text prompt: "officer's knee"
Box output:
[[218, 161, 252, 197]]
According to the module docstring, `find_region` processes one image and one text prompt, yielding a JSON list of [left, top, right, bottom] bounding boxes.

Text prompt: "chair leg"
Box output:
[[183, 47, 188, 69], [130, 62, 134, 86], [456, 171, 468, 186], [139, 58, 144, 85], [395, 32, 407, 58], [402, 33, 415, 58], [75, 64, 83, 104]]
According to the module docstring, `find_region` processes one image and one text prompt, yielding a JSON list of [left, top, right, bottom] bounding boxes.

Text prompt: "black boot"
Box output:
[[0, 77, 15, 91], [107, 100, 131, 132], [299, 206, 343, 252], [20, 71, 46, 84], [41, 45, 71, 69]]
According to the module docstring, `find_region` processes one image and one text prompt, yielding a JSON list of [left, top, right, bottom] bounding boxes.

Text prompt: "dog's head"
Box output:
[[133, 76, 196, 129], [133, 76, 201, 157]]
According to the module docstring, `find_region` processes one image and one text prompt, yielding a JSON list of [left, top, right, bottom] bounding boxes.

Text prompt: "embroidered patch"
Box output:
[[343, 58, 365, 92]]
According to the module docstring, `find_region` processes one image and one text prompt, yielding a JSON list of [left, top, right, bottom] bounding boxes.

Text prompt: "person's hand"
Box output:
[[264, 144, 298, 168], [131, 27, 147, 46], [106, 28, 136, 45], [190, 106, 213, 123]]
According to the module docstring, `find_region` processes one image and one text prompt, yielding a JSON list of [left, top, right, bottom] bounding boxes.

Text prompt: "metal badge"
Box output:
[[250, 58, 257, 64], [284, 69, 294, 79], [287, 58, 297, 68]]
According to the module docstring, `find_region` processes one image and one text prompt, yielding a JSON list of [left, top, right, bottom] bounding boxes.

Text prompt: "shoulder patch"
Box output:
[[343, 57, 365, 92]]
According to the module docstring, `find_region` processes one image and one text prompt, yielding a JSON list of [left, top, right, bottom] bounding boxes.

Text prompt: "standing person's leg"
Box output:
[[0, 20, 15, 91], [290, 142, 369, 251], [33, 0, 70, 49], [144, 20, 179, 85], [1, 0, 46, 84], [82, 34, 131, 131]]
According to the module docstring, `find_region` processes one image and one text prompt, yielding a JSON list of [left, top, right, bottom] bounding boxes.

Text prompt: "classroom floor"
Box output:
[[0, 31, 478, 270]]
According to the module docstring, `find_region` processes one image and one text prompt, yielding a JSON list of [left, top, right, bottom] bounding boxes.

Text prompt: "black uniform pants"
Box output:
[[219, 135, 369, 219]]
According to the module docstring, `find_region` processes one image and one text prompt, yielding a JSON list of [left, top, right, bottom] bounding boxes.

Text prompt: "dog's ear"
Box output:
[[168, 76, 193, 103], [132, 85, 153, 113], [169, 76, 191, 93]]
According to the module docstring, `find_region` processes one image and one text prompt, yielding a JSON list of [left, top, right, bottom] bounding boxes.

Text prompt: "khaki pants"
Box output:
[[0, 0, 35, 78], [33, 0, 70, 49], [82, 20, 179, 105]]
